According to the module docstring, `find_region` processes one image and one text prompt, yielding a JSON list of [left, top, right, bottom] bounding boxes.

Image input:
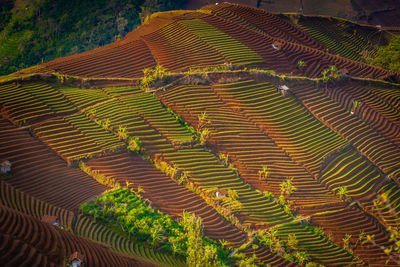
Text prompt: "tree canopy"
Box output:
[[368, 35, 400, 72]]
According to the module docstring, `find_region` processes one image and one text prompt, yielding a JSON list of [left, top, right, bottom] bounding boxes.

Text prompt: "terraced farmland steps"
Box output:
[[12, 2, 398, 83], [72, 214, 185, 267], [311, 205, 397, 266], [202, 2, 324, 50], [155, 82, 344, 214], [76, 85, 298, 229], [2, 2, 400, 265], [318, 145, 386, 201], [155, 77, 400, 265], [211, 80, 347, 176], [85, 152, 294, 266], [62, 83, 355, 265], [0, 117, 107, 211], [321, 83, 400, 147], [0, 204, 156, 267], [291, 83, 400, 179], [0, 179, 187, 267]]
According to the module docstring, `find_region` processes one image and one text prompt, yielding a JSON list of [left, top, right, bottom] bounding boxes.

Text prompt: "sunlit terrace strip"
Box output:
[[59, 86, 111, 109], [163, 149, 292, 225], [212, 80, 346, 175], [0, 83, 54, 123], [21, 82, 76, 114], [178, 18, 263, 65], [119, 93, 194, 143], [319, 147, 382, 200]]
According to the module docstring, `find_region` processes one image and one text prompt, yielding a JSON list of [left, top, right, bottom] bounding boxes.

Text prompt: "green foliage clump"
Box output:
[[280, 177, 296, 196], [321, 65, 342, 82], [79, 161, 118, 187], [166, 107, 197, 136], [368, 35, 400, 72], [258, 165, 269, 181], [80, 187, 229, 265], [127, 136, 142, 153], [359, 192, 400, 265], [296, 60, 307, 68], [183, 212, 225, 267], [141, 65, 168, 90], [256, 229, 318, 265]]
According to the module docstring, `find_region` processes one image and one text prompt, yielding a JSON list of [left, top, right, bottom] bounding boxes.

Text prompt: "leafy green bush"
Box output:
[[141, 65, 168, 90], [80, 187, 229, 265], [368, 35, 400, 72]]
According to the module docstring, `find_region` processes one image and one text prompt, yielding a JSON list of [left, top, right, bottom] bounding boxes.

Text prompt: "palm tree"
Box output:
[[102, 118, 111, 131], [137, 185, 145, 194], [199, 128, 210, 146], [280, 177, 296, 196], [219, 239, 230, 249], [295, 251, 309, 265], [297, 60, 307, 70], [321, 69, 330, 89], [128, 137, 141, 153], [258, 165, 269, 181], [117, 125, 128, 140], [337, 186, 348, 200], [329, 65, 341, 79], [150, 227, 165, 248]]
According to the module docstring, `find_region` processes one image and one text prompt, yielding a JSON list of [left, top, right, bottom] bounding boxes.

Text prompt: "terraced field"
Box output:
[[0, 180, 74, 227], [156, 76, 400, 266], [178, 19, 263, 65], [291, 83, 400, 176], [320, 83, 400, 146], [212, 80, 347, 175], [0, 204, 155, 267], [0, 118, 107, 210], [10, 3, 394, 83], [44, 40, 157, 78], [1, 2, 400, 266], [319, 146, 384, 200], [156, 83, 341, 210], [73, 214, 185, 267], [298, 16, 381, 62], [142, 20, 227, 71], [33, 114, 124, 164]]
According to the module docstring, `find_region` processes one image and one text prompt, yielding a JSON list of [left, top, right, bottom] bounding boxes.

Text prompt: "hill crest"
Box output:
[[7, 3, 398, 84]]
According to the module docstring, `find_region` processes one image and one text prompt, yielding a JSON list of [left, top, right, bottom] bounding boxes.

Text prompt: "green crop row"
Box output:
[[213, 80, 346, 175], [319, 147, 382, 200], [74, 214, 185, 266], [0, 181, 74, 228], [299, 19, 361, 61], [291, 83, 400, 176], [59, 86, 110, 109], [178, 19, 263, 65], [119, 93, 194, 144], [0, 83, 54, 124], [143, 21, 226, 71], [163, 149, 292, 225], [276, 221, 355, 265], [20, 82, 76, 114]]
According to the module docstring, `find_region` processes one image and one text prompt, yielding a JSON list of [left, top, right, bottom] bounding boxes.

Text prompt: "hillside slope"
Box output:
[[12, 3, 398, 83], [0, 0, 186, 76], [1, 3, 400, 266]]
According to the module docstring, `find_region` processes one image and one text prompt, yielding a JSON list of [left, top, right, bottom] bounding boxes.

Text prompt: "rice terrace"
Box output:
[[1, 2, 400, 266]]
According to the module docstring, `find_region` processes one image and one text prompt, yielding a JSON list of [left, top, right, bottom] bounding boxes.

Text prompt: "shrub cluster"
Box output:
[[80, 187, 230, 266]]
